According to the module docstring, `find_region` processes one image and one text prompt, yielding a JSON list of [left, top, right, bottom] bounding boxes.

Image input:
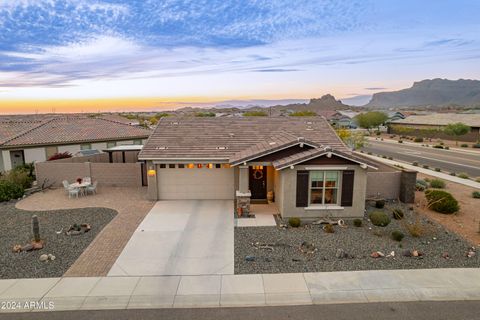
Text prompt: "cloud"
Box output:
[[253, 68, 300, 73], [364, 87, 387, 90]]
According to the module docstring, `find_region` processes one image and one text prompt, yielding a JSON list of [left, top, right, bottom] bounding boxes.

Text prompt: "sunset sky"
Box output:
[[1, 0, 479, 113]]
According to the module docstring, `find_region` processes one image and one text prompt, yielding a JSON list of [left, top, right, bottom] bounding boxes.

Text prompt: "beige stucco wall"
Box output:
[[366, 171, 402, 200], [24, 147, 47, 163], [277, 164, 367, 219], [1, 150, 12, 171], [58, 144, 82, 154]]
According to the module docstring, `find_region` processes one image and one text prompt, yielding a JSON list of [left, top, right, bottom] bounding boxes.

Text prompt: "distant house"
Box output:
[[389, 113, 480, 142], [0, 117, 151, 172], [139, 117, 380, 219], [384, 111, 406, 124], [329, 111, 360, 128]]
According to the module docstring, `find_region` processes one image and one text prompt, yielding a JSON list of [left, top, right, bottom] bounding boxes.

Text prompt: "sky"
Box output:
[[0, 0, 479, 113]]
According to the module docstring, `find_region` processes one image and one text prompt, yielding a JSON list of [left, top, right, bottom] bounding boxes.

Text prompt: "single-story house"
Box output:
[[139, 117, 380, 219], [389, 113, 480, 142], [0, 116, 152, 172]]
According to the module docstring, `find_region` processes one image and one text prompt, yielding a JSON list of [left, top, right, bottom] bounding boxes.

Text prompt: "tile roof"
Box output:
[[139, 117, 372, 168], [391, 113, 480, 127], [0, 120, 44, 144], [0, 117, 152, 147]]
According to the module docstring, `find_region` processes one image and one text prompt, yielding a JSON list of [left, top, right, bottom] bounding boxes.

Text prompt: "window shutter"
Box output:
[[296, 170, 309, 207], [341, 170, 355, 207]]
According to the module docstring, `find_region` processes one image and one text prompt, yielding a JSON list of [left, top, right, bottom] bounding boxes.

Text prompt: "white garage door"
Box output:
[[157, 166, 235, 200]]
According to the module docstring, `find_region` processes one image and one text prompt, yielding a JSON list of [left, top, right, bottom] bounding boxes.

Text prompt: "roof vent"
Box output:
[[216, 146, 228, 150], [306, 121, 313, 125], [171, 121, 179, 125], [228, 133, 235, 137], [306, 126, 314, 131], [268, 141, 277, 145], [156, 146, 168, 150]]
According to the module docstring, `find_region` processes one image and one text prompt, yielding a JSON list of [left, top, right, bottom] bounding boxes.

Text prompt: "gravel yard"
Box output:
[[235, 203, 479, 274], [0, 202, 116, 279]]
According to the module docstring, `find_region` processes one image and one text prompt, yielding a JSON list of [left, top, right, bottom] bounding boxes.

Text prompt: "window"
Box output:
[[309, 171, 339, 205], [168, 164, 176, 168], [215, 164, 221, 169], [178, 164, 185, 168], [159, 164, 166, 168], [133, 139, 142, 145], [80, 144, 91, 150], [107, 142, 116, 148]]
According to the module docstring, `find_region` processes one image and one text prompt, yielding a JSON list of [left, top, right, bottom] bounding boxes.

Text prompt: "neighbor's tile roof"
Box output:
[[0, 121, 44, 144], [1, 117, 152, 147], [139, 116, 352, 161], [391, 113, 480, 127]]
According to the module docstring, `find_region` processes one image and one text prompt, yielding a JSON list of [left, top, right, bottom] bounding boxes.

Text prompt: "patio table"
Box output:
[[69, 182, 91, 196]]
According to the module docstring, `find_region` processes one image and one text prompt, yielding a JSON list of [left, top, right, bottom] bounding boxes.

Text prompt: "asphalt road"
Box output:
[[2, 301, 480, 320], [362, 140, 480, 178]]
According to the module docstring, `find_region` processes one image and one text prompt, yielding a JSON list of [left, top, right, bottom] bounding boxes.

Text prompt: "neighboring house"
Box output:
[[99, 114, 141, 126], [389, 113, 480, 142], [0, 117, 151, 172], [139, 117, 378, 219], [384, 111, 406, 124], [329, 110, 360, 128]]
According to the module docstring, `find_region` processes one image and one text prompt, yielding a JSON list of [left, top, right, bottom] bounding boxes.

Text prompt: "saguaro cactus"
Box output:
[[32, 215, 40, 242]]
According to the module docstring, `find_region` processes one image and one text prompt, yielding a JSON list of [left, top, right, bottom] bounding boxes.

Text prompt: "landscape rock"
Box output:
[[32, 241, 44, 250], [442, 252, 450, 259], [403, 250, 412, 257], [39, 254, 48, 262], [370, 251, 384, 258], [335, 249, 346, 259], [22, 244, 34, 252], [12, 244, 22, 253], [245, 255, 255, 262]]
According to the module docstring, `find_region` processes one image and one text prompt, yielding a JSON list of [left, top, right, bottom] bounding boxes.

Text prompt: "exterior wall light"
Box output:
[[147, 169, 156, 177]]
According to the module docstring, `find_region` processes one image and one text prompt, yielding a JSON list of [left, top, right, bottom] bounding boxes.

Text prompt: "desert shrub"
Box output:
[[391, 230, 405, 242], [476, 178, 480, 183], [404, 219, 425, 237], [457, 172, 469, 179], [461, 144, 469, 148], [450, 172, 456, 176], [432, 145, 444, 149], [382, 155, 387, 158], [369, 211, 391, 227], [375, 200, 385, 208], [375, 131, 381, 136], [367, 152, 372, 155], [0, 180, 24, 202], [353, 219, 362, 227], [416, 179, 429, 189], [429, 179, 446, 189], [445, 146, 449, 150], [472, 191, 480, 199], [398, 140, 403, 143], [48, 152, 72, 161], [288, 217, 301, 228], [388, 156, 393, 160], [472, 143, 480, 148], [422, 164, 429, 169], [289, 110, 317, 117], [424, 178, 430, 182], [243, 111, 267, 117], [392, 208, 404, 220], [425, 190, 459, 214], [413, 137, 423, 142], [1, 170, 33, 189], [194, 111, 216, 117], [323, 224, 335, 233], [415, 183, 426, 191], [412, 161, 418, 166], [434, 167, 441, 172]]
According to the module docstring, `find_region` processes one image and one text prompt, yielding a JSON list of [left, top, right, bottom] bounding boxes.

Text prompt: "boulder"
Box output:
[[39, 254, 48, 262]]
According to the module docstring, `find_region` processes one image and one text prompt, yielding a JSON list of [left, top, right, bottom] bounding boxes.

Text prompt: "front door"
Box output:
[[10, 150, 25, 168], [249, 166, 267, 199]]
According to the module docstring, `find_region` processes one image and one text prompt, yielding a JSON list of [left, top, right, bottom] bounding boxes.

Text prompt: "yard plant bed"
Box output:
[[235, 205, 479, 274], [0, 203, 116, 279]]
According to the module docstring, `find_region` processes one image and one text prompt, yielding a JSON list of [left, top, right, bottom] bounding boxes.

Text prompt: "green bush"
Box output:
[[450, 172, 456, 176], [243, 111, 268, 117], [445, 146, 449, 150], [375, 200, 385, 208], [391, 230, 405, 242], [422, 164, 429, 169], [458, 173, 469, 179], [476, 178, 480, 183], [425, 190, 459, 214], [416, 179, 429, 189], [429, 179, 446, 189], [392, 208, 404, 220], [353, 219, 362, 227], [432, 145, 444, 149], [1, 170, 33, 189], [398, 140, 403, 143], [412, 161, 419, 166], [0, 180, 24, 202], [461, 144, 469, 148], [472, 191, 480, 199], [434, 168, 441, 172], [369, 211, 391, 227], [375, 131, 381, 136], [413, 137, 424, 142], [472, 143, 480, 148], [288, 217, 301, 228]]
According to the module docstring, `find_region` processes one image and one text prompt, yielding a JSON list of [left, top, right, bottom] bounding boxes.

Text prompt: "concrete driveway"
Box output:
[[108, 200, 234, 276]]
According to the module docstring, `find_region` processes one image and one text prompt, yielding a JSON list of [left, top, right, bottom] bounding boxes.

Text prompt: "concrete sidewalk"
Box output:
[[1, 268, 479, 313], [359, 152, 480, 189]]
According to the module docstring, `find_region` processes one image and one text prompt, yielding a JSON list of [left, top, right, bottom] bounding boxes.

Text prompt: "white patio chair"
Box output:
[[83, 177, 92, 185], [62, 180, 70, 194], [86, 181, 98, 195], [68, 187, 80, 199]]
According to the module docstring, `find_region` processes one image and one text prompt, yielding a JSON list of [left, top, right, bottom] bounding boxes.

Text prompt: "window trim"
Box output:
[[308, 170, 341, 206]]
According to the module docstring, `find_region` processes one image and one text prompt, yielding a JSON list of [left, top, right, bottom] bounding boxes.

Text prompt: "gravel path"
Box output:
[[0, 202, 116, 279], [235, 204, 480, 274]]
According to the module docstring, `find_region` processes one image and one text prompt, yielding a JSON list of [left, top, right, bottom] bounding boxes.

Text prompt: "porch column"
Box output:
[[238, 165, 249, 193]]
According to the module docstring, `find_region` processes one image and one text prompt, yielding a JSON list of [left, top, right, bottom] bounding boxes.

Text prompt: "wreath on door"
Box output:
[[252, 169, 264, 180]]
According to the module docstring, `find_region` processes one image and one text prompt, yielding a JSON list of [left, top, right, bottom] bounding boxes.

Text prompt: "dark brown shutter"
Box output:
[[341, 170, 355, 207], [296, 170, 309, 207]]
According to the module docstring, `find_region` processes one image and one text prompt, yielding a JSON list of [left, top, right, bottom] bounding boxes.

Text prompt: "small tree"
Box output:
[[195, 112, 216, 117], [149, 117, 158, 125], [354, 111, 388, 133], [289, 110, 317, 117], [243, 111, 268, 117], [443, 122, 470, 146]]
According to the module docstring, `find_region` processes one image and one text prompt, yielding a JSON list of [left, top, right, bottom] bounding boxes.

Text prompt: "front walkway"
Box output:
[[235, 203, 278, 227], [15, 187, 155, 277], [0, 268, 479, 312], [108, 200, 234, 276]]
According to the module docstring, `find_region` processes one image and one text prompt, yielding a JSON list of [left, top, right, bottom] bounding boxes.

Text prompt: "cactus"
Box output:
[[32, 215, 40, 242]]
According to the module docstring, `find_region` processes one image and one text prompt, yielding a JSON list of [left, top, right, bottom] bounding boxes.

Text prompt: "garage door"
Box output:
[[157, 166, 235, 200]]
